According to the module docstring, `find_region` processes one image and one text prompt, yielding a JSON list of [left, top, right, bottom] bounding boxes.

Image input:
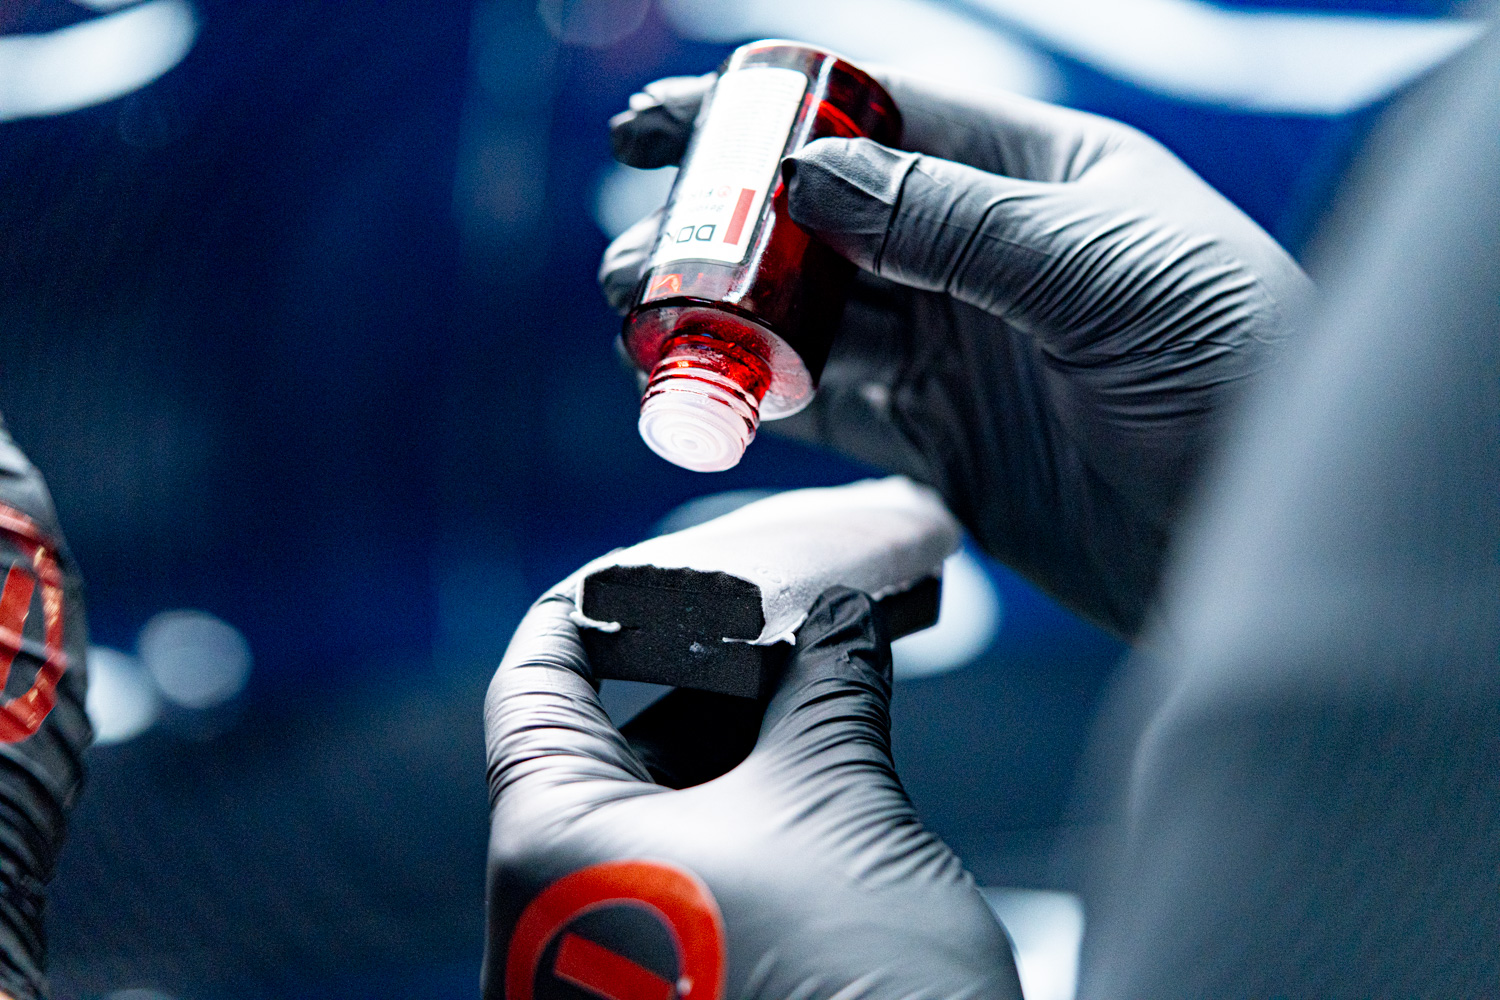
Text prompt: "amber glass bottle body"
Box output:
[[623, 40, 901, 472]]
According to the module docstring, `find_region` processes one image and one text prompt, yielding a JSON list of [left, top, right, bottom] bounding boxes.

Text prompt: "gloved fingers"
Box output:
[[754, 587, 897, 774], [484, 593, 655, 805], [870, 66, 1127, 181], [598, 207, 661, 315], [608, 72, 715, 169], [787, 136, 1082, 327], [781, 136, 922, 275], [619, 688, 764, 789]]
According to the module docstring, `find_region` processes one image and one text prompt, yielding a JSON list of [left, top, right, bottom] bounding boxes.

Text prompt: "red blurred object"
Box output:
[[0, 505, 66, 744], [624, 40, 900, 472]]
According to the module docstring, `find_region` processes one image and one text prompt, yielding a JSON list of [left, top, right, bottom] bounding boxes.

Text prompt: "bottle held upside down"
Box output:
[[622, 40, 902, 472]]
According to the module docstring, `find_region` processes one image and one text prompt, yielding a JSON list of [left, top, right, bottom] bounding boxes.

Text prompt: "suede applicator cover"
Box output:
[[570, 477, 960, 697]]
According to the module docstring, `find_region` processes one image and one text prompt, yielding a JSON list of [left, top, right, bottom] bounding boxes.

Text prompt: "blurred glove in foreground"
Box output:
[[0, 420, 90, 1000], [1077, 25, 1500, 997], [602, 71, 1312, 636], [482, 584, 1020, 1000]]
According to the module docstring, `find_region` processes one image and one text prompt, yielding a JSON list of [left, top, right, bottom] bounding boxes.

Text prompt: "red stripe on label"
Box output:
[[554, 932, 675, 1000], [723, 188, 755, 245]]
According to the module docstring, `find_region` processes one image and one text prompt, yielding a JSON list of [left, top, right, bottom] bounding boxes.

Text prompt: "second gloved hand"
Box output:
[[484, 585, 1020, 1000], [602, 72, 1313, 636]]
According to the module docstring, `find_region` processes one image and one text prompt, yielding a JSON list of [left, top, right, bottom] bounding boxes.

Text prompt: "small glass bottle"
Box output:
[[622, 40, 901, 472]]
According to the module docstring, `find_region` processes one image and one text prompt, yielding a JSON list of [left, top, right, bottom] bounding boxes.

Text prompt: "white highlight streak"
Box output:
[[659, 0, 1060, 99], [983, 887, 1086, 1000], [661, 0, 1482, 115], [0, 0, 198, 123], [959, 0, 1481, 113], [892, 549, 1002, 680]]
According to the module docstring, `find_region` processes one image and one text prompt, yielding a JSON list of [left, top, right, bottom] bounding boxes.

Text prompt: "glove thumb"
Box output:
[[755, 586, 897, 776], [484, 594, 654, 806], [755, 587, 975, 891], [783, 137, 919, 275]]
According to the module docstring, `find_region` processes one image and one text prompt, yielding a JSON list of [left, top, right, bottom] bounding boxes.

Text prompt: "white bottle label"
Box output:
[[651, 66, 808, 267]]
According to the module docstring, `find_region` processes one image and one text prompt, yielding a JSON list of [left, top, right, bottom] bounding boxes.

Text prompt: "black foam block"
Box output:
[[581, 565, 941, 699]]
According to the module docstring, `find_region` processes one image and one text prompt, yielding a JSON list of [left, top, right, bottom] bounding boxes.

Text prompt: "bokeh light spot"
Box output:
[[892, 548, 1002, 680], [137, 610, 251, 709], [84, 646, 161, 745], [594, 163, 678, 239]]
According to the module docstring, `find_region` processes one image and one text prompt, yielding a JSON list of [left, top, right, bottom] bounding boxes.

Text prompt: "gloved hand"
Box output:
[[483, 584, 1021, 1000], [601, 71, 1313, 636]]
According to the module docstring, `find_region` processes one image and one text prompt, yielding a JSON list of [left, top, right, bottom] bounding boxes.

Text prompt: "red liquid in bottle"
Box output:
[[623, 40, 901, 472]]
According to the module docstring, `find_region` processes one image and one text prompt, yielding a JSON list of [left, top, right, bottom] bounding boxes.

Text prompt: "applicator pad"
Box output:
[[570, 477, 960, 698]]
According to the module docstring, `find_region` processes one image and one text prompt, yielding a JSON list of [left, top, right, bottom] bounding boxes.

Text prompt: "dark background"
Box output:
[[0, 0, 1467, 996]]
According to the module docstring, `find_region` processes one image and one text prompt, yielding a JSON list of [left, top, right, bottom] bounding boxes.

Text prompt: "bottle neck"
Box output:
[[637, 333, 773, 472]]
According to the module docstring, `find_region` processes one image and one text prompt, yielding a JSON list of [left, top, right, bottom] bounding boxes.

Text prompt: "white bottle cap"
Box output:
[[639, 371, 760, 473]]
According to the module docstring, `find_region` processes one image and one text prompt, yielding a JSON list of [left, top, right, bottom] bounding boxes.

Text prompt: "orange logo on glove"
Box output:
[[506, 859, 726, 1000]]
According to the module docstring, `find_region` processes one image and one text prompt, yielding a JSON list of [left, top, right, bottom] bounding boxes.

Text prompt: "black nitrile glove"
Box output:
[[483, 585, 1021, 1000], [0, 421, 91, 1000], [601, 71, 1313, 636]]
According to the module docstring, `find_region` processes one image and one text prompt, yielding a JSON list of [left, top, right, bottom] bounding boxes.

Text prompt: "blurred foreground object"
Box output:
[[571, 477, 956, 697], [1078, 22, 1500, 998], [0, 422, 91, 999]]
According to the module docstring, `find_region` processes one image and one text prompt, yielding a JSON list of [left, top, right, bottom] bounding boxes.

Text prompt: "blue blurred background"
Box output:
[[0, 0, 1480, 996]]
